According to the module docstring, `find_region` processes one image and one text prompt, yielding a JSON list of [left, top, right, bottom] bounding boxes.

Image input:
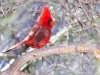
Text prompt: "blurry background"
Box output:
[[0, 0, 100, 75]]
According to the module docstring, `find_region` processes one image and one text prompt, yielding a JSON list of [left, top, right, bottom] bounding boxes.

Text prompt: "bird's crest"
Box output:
[[37, 5, 52, 22]]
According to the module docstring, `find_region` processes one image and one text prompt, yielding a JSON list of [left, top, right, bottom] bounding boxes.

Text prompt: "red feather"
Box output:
[[6, 5, 55, 52]]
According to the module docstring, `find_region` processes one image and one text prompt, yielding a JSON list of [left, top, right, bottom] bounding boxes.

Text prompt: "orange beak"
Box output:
[[50, 21, 56, 26]]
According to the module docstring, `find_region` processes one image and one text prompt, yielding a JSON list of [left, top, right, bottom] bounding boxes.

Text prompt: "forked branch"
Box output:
[[1, 44, 100, 75]]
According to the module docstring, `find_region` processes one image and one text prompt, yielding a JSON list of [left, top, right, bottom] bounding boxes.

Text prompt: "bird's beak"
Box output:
[[50, 21, 56, 26]]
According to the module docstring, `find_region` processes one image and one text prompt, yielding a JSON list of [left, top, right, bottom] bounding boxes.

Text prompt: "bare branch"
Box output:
[[0, 44, 100, 75], [78, 0, 91, 21], [82, 1, 100, 5]]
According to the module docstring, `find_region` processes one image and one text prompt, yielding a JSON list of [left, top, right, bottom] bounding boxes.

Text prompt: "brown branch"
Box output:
[[32, 0, 100, 4], [78, 0, 91, 21], [0, 44, 100, 75], [82, 1, 100, 5]]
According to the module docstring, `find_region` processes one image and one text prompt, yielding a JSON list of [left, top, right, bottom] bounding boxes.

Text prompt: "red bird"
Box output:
[[6, 5, 55, 52]]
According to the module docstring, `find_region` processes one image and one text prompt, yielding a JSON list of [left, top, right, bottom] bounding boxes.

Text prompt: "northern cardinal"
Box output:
[[6, 5, 55, 52]]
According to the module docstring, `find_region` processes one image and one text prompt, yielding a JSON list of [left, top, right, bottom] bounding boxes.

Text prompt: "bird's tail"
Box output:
[[5, 41, 24, 52]]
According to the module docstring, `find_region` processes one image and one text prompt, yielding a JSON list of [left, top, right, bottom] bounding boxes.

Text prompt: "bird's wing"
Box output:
[[33, 25, 51, 46], [34, 30, 45, 45], [24, 25, 51, 46]]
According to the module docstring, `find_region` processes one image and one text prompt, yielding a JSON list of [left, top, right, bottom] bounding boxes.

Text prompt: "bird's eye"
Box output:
[[48, 20, 55, 26], [48, 20, 52, 24]]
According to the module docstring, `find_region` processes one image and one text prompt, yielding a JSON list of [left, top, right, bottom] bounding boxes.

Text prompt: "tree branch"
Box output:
[[0, 44, 100, 75], [78, 0, 91, 21]]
